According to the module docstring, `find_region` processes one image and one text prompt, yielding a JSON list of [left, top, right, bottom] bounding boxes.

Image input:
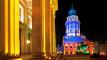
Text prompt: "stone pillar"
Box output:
[[32, 0, 45, 59]]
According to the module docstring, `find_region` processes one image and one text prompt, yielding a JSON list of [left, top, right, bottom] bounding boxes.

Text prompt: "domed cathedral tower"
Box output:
[[63, 5, 83, 55], [66, 7, 80, 37]]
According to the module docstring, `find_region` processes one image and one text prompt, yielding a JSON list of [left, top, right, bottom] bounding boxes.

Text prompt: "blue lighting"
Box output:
[[64, 36, 83, 43], [63, 7, 83, 43], [68, 7, 77, 16]]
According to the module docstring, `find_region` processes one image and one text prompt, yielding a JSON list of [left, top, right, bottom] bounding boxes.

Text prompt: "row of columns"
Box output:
[[0, 0, 58, 59], [32, 0, 58, 58], [0, 0, 20, 55]]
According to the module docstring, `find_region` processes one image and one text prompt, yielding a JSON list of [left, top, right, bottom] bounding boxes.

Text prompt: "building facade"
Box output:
[[32, 0, 58, 59], [63, 7, 94, 55], [0, 0, 58, 59]]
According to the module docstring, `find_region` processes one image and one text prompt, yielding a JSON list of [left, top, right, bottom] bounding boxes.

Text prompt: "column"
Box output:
[[50, 6, 57, 55], [51, 0, 58, 55], [50, 8, 54, 55], [45, 0, 51, 56], [8, 0, 20, 55], [32, 0, 44, 57], [41, 0, 46, 55], [20, 29, 27, 54], [0, 0, 8, 54], [53, 16, 57, 54]]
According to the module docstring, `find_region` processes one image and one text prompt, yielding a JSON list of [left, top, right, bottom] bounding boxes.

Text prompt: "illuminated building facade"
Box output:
[[63, 7, 94, 55], [32, 0, 58, 59], [0, 0, 32, 56], [0, 0, 58, 59]]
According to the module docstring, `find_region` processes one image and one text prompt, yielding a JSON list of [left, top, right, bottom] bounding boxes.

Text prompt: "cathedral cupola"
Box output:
[[68, 6, 77, 16]]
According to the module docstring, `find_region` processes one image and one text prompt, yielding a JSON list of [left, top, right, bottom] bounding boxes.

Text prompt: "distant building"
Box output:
[[94, 41, 107, 55], [63, 6, 94, 55]]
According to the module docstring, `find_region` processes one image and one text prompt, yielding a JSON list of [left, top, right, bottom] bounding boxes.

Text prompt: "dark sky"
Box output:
[[55, 0, 107, 45]]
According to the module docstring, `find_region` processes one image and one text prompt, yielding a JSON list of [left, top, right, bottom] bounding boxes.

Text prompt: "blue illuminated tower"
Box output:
[[63, 6, 94, 55], [63, 6, 83, 55], [63, 7, 83, 43], [66, 8, 80, 36]]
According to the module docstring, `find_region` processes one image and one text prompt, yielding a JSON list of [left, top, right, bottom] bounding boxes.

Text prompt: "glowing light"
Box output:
[[11, 58, 22, 60], [57, 52, 59, 54], [49, 57, 51, 60], [26, 40, 31, 44], [45, 56, 48, 59]]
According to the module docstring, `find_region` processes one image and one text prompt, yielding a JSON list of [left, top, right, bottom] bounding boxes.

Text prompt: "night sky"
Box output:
[[55, 0, 107, 45]]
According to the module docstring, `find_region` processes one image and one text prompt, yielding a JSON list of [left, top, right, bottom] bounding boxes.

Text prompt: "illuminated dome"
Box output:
[[68, 7, 77, 15]]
